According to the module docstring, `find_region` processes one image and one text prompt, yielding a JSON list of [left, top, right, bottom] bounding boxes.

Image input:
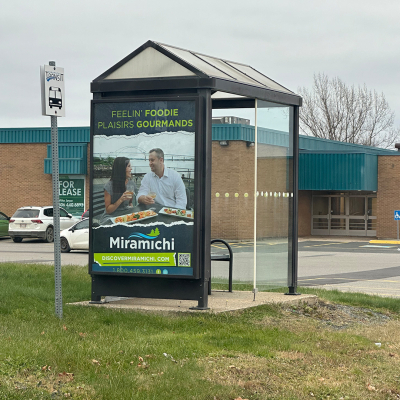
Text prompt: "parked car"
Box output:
[[8, 206, 79, 243], [0, 211, 10, 237], [81, 209, 89, 220], [60, 218, 89, 252]]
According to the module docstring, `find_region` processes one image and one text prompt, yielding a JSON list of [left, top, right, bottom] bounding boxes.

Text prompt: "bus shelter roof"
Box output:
[[91, 41, 302, 107]]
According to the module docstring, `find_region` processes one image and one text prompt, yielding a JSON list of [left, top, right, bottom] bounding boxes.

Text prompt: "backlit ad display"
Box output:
[[91, 100, 196, 277]]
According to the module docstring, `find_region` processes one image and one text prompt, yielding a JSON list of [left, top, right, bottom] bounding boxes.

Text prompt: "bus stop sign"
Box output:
[[40, 64, 65, 117]]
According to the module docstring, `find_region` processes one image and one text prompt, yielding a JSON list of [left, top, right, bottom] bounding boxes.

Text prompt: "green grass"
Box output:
[[1, 263, 400, 400]]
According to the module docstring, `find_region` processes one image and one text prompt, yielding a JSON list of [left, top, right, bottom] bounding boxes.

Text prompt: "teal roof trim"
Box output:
[[0, 127, 90, 143], [212, 124, 255, 142], [212, 124, 398, 155], [212, 124, 291, 146], [44, 158, 87, 175], [1, 125, 397, 156], [299, 135, 397, 155], [46, 143, 87, 159], [44, 143, 87, 175], [299, 153, 378, 191]]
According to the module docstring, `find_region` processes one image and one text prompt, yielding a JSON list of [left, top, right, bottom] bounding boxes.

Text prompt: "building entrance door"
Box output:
[[312, 194, 376, 236]]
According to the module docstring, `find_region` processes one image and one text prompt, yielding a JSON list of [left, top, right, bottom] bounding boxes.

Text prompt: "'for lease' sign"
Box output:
[[59, 176, 85, 216]]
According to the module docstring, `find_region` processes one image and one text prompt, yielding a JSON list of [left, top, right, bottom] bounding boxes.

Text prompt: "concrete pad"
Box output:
[[68, 291, 317, 314]]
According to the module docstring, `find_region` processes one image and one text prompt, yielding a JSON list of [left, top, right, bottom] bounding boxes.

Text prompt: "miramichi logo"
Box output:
[[128, 228, 160, 240]]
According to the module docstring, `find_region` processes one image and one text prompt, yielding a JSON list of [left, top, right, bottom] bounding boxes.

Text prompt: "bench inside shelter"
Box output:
[[210, 239, 233, 294]]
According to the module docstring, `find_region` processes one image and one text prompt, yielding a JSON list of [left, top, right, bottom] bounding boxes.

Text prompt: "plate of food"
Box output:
[[159, 207, 194, 220], [111, 210, 158, 224]]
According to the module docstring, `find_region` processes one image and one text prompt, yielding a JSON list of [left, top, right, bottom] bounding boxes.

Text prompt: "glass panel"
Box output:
[[211, 103, 255, 290], [225, 62, 293, 94], [313, 197, 329, 215], [76, 219, 89, 230], [349, 197, 365, 216], [256, 100, 291, 290], [349, 218, 366, 230], [331, 218, 346, 230], [331, 197, 345, 216], [367, 219, 377, 231], [105, 47, 195, 79], [195, 54, 264, 86], [313, 218, 328, 230], [162, 45, 234, 80], [368, 197, 377, 217]]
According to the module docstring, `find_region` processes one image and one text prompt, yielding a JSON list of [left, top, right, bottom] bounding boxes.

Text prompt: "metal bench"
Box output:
[[210, 239, 233, 294]]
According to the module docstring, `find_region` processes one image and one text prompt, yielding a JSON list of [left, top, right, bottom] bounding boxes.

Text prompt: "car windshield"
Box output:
[[75, 219, 89, 230], [12, 209, 40, 218]]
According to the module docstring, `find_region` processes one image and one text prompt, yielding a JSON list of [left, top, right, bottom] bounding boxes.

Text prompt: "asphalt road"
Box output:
[[1, 237, 399, 298], [298, 239, 400, 298], [0, 237, 89, 266]]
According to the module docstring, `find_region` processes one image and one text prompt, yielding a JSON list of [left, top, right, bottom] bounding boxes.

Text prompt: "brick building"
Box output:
[[1, 124, 399, 239], [0, 127, 90, 218]]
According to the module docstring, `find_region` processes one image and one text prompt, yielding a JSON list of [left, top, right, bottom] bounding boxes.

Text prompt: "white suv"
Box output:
[[9, 206, 79, 243]]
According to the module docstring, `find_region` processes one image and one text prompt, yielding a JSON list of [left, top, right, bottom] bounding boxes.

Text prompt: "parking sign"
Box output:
[[394, 210, 400, 220]]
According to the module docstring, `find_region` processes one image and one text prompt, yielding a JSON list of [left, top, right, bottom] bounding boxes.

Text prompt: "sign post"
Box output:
[[394, 210, 400, 241], [41, 61, 65, 318]]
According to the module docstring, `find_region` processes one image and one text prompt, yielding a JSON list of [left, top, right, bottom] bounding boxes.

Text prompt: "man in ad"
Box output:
[[137, 148, 187, 209]]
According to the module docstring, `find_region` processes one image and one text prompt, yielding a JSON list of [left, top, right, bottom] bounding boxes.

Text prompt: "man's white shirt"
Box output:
[[138, 167, 187, 209]]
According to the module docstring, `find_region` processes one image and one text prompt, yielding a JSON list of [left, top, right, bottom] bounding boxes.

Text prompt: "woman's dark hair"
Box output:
[[110, 157, 130, 202]]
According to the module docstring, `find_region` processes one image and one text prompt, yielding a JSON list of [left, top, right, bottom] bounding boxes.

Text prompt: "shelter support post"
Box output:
[[286, 105, 300, 295], [189, 88, 212, 310]]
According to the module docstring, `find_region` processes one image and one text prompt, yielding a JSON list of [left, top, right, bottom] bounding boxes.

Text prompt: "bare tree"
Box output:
[[298, 74, 400, 148]]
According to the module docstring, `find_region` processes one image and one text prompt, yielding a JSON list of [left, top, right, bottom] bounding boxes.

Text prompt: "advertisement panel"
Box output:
[[91, 100, 196, 277], [59, 176, 85, 216]]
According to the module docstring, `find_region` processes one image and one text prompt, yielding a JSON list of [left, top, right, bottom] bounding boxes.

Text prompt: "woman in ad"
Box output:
[[100, 157, 137, 223]]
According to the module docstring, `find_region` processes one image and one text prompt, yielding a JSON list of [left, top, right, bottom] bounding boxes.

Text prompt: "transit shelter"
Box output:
[[87, 40, 301, 307]]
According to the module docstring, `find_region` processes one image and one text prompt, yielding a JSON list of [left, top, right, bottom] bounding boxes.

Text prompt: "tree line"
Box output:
[[298, 73, 399, 148]]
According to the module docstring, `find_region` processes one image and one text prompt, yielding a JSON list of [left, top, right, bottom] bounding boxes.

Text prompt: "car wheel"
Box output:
[[12, 237, 23, 243], [60, 237, 71, 253], [45, 226, 54, 243]]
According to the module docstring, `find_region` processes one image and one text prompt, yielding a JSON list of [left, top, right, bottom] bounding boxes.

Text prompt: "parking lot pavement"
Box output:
[[0, 237, 89, 266], [212, 238, 400, 298], [1, 236, 399, 298]]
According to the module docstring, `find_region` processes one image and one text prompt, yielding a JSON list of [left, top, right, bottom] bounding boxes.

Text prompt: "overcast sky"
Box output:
[[1, 0, 399, 130]]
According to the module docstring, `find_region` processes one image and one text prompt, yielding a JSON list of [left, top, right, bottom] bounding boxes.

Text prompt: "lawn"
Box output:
[[0, 263, 399, 400]]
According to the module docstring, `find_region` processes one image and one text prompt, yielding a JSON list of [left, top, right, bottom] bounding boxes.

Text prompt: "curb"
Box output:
[[369, 240, 400, 244]]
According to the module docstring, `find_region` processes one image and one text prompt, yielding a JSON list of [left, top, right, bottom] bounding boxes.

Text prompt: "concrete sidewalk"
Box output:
[[69, 291, 317, 314]]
